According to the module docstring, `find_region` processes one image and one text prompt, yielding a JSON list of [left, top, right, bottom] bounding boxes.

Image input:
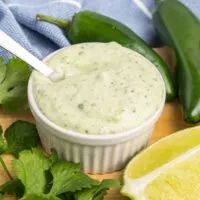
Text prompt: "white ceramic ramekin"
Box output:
[[28, 48, 166, 174]]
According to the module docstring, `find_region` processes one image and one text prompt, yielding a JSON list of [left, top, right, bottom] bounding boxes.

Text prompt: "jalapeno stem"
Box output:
[[36, 15, 70, 29]]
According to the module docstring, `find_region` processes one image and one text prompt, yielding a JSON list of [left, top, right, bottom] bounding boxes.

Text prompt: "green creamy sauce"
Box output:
[[32, 42, 165, 135]]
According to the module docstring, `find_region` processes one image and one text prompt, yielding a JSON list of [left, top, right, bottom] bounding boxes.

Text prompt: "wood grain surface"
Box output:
[[0, 48, 197, 200]]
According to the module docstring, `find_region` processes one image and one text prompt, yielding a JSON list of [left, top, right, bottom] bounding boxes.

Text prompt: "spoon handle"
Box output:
[[0, 30, 54, 77]]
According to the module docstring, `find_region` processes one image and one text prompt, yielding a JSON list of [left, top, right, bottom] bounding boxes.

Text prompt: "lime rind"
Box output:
[[121, 126, 200, 200], [122, 144, 200, 199]]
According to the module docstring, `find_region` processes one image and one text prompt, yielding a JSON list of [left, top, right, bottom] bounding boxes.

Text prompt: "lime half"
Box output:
[[121, 126, 200, 200]]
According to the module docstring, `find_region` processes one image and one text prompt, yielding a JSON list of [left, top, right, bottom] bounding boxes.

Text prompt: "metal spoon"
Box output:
[[0, 30, 64, 82]]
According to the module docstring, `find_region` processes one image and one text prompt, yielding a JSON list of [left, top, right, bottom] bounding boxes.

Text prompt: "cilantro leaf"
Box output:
[[0, 121, 40, 157], [58, 192, 74, 200], [21, 193, 60, 200], [4, 121, 39, 157], [13, 149, 51, 194], [44, 149, 59, 194], [0, 178, 24, 197], [9, 149, 120, 200], [0, 57, 31, 112], [49, 149, 59, 165], [0, 126, 7, 154], [50, 161, 99, 195], [0, 57, 6, 84], [75, 179, 121, 200]]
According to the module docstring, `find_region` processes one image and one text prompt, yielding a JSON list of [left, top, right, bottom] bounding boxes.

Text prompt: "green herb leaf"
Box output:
[[0, 57, 31, 112], [0, 178, 24, 197], [0, 126, 7, 154], [50, 161, 99, 195], [49, 149, 59, 165], [0, 121, 40, 157], [7, 147, 120, 200], [21, 193, 60, 200], [75, 179, 121, 200], [13, 149, 52, 194], [0, 58, 6, 84], [5, 121, 40, 157], [58, 192, 74, 200]]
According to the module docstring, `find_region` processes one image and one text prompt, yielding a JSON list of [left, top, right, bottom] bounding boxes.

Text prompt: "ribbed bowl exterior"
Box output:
[[35, 118, 153, 173]]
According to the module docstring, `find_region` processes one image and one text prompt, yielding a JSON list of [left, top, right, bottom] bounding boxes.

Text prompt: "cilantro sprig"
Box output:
[[0, 57, 31, 112], [0, 121, 121, 199], [12, 149, 120, 200]]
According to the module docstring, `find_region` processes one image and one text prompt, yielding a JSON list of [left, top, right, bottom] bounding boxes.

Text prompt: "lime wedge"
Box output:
[[121, 126, 200, 200]]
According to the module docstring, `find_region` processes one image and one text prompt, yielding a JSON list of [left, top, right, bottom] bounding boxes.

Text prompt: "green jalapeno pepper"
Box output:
[[154, 0, 200, 123]]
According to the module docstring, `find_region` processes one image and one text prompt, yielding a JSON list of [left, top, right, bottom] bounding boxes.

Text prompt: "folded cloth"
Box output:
[[0, 0, 199, 60]]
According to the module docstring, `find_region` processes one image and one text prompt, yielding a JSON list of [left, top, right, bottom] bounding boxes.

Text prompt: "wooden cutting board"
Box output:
[[0, 48, 196, 200]]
